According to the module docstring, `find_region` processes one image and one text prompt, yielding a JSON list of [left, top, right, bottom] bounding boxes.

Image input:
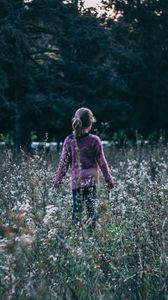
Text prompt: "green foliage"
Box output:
[[111, 129, 127, 141], [0, 0, 133, 147], [0, 132, 14, 147], [0, 0, 168, 147], [30, 131, 38, 142], [102, 0, 168, 133]]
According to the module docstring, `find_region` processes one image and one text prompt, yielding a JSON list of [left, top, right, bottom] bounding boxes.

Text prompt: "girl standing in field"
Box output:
[[53, 107, 114, 229]]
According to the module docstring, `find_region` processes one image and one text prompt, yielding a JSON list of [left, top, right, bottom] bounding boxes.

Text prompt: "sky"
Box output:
[[24, 0, 103, 9]]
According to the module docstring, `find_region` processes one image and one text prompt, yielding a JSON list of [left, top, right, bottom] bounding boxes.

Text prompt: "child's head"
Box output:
[[72, 107, 96, 137]]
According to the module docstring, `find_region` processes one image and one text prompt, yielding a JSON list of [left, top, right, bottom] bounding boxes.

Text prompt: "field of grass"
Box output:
[[0, 141, 168, 300]]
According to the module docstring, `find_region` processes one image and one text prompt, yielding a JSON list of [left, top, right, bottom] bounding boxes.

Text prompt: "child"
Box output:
[[53, 107, 114, 228]]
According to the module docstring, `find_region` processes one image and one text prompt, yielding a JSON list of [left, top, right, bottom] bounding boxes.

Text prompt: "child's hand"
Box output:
[[106, 180, 115, 190]]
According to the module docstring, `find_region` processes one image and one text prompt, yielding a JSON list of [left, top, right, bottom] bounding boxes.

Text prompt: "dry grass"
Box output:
[[0, 141, 168, 299]]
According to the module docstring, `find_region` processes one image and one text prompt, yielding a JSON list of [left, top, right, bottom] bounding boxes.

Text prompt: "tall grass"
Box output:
[[0, 141, 168, 300]]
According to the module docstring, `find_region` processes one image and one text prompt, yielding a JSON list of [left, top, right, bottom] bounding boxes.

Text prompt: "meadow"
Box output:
[[0, 140, 168, 300]]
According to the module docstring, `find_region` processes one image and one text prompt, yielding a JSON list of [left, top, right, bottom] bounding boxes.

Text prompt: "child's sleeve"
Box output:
[[95, 137, 114, 186], [53, 137, 71, 187]]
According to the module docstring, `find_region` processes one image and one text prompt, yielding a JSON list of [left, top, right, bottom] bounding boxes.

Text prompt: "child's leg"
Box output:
[[84, 186, 97, 229], [72, 188, 84, 225]]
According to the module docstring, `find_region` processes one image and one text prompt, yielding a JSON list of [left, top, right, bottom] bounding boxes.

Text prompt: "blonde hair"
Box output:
[[72, 107, 96, 138]]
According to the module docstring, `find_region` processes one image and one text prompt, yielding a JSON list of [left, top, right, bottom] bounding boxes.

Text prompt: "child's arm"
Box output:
[[53, 137, 71, 187], [95, 138, 115, 188]]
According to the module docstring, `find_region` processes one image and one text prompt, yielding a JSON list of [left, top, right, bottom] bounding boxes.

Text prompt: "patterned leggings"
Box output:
[[72, 186, 96, 228]]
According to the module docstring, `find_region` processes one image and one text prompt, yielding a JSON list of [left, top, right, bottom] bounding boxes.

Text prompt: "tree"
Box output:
[[101, 0, 168, 134], [1, 0, 131, 146], [0, 0, 31, 148]]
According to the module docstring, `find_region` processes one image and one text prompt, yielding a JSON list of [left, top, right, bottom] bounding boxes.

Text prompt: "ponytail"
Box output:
[[72, 117, 83, 138], [72, 107, 96, 138]]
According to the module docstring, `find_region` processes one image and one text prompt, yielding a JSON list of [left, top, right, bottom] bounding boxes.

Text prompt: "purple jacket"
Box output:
[[53, 133, 114, 190]]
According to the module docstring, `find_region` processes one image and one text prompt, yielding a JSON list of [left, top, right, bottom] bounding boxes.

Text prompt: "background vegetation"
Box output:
[[0, 0, 168, 148]]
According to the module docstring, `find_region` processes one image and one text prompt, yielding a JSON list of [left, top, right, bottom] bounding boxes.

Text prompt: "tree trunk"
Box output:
[[14, 106, 22, 151]]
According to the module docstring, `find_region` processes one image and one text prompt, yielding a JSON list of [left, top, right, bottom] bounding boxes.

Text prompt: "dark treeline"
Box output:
[[0, 0, 168, 148]]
